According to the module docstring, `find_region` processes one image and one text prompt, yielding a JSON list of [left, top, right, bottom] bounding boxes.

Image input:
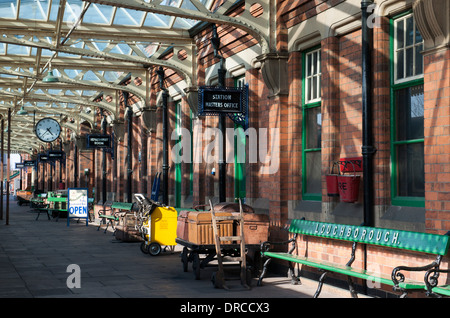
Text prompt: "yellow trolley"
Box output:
[[135, 194, 178, 256]]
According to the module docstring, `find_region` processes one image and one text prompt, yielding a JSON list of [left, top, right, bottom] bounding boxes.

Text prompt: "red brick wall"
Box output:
[[424, 48, 450, 234]]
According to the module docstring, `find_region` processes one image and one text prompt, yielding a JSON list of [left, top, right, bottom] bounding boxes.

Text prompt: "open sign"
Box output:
[[67, 188, 89, 227]]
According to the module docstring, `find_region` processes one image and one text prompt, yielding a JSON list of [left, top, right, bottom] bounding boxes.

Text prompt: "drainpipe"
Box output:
[[361, 0, 376, 296], [361, 0, 376, 228]]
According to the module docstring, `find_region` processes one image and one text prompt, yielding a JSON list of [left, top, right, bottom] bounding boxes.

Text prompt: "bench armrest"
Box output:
[[391, 259, 440, 290], [424, 267, 450, 296]]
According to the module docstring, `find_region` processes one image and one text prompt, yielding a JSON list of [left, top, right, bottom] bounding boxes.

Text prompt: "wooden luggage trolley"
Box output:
[[210, 199, 251, 290], [176, 200, 265, 288]]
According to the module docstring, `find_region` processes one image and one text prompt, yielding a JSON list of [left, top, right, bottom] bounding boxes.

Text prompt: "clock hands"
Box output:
[[39, 128, 54, 139]]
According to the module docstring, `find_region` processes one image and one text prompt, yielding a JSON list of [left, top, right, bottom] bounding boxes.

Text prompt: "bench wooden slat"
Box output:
[[432, 285, 450, 296], [98, 214, 118, 220], [111, 202, 134, 210], [289, 219, 450, 255]]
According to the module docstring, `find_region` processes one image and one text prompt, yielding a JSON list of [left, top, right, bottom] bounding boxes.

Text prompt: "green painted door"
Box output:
[[234, 123, 246, 201], [175, 102, 181, 207]]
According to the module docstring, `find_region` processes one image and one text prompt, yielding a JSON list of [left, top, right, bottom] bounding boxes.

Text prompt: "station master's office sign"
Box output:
[[198, 85, 248, 116], [67, 188, 89, 227]]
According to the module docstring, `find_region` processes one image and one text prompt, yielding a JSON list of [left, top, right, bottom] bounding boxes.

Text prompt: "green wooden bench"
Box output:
[[258, 219, 450, 298], [30, 198, 50, 221], [97, 201, 135, 234], [47, 197, 94, 222]]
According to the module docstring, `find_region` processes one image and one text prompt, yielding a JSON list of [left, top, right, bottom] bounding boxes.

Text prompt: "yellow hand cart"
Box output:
[[134, 194, 178, 256]]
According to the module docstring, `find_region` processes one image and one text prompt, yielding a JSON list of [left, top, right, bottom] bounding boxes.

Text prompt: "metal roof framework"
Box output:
[[0, 0, 274, 154]]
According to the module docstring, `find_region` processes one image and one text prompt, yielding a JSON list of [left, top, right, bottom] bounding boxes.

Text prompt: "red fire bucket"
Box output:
[[337, 161, 360, 203], [326, 162, 340, 197]]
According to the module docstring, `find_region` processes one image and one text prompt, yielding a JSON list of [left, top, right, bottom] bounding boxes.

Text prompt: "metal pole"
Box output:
[[125, 93, 133, 203], [211, 24, 227, 203], [218, 68, 226, 203], [0, 119, 3, 221], [6, 108, 10, 225], [162, 90, 169, 205], [361, 0, 376, 227], [74, 144, 78, 187], [49, 158, 53, 191], [102, 113, 107, 204], [157, 67, 169, 205], [59, 141, 63, 187]]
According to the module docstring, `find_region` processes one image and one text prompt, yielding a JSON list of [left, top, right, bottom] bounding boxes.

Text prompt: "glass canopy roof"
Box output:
[[0, 0, 268, 153]]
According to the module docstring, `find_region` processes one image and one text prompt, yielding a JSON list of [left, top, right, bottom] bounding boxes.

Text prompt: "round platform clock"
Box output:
[[35, 117, 61, 143]]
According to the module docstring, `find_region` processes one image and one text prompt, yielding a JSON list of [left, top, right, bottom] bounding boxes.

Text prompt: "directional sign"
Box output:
[[87, 134, 111, 148]]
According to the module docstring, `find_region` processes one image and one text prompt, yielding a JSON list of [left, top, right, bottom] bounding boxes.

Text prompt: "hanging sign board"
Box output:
[[15, 163, 24, 169], [87, 134, 111, 148], [38, 154, 49, 162], [67, 188, 89, 227], [23, 160, 36, 167], [47, 150, 65, 161], [198, 85, 248, 116]]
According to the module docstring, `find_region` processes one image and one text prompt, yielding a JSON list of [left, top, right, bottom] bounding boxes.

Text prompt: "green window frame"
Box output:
[[302, 47, 322, 201], [390, 11, 425, 207]]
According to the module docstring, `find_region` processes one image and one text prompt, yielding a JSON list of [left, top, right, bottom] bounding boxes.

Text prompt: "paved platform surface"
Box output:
[[0, 197, 357, 303]]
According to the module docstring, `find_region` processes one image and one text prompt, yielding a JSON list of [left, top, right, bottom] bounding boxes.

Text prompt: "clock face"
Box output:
[[35, 117, 61, 142]]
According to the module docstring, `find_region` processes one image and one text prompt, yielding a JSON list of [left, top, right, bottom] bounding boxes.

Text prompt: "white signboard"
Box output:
[[67, 188, 88, 227]]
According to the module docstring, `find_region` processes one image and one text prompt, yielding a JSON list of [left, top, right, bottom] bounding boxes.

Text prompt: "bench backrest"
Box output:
[[289, 219, 450, 255], [111, 202, 134, 210]]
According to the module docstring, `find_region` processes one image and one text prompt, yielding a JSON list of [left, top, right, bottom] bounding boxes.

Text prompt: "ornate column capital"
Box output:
[[413, 0, 450, 54], [256, 52, 289, 97]]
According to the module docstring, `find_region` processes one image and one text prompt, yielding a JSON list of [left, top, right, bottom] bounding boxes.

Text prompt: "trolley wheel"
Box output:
[[192, 253, 201, 280], [181, 247, 189, 272], [147, 242, 161, 256], [211, 271, 225, 289], [140, 242, 149, 254]]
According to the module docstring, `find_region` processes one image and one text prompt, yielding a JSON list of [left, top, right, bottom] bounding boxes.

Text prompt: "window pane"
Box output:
[[415, 24, 422, 44], [317, 76, 321, 99], [312, 76, 317, 100], [405, 47, 414, 77], [405, 16, 414, 47], [307, 78, 312, 101], [397, 50, 404, 80], [415, 44, 423, 75], [306, 107, 322, 149], [396, 84, 424, 141], [396, 143, 424, 197], [306, 151, 322, 194], [307, 54, 312, 77], [396, 20, 404, 49]]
